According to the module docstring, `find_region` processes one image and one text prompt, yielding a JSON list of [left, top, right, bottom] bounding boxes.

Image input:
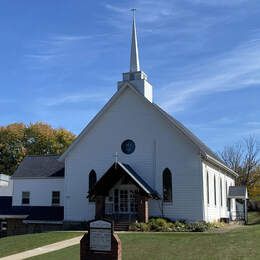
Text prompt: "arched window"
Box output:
[[163, 168, 172, 202], [214, 175, 217, 206], [89, 170, 97, 202], [207, 172, 210, 205]]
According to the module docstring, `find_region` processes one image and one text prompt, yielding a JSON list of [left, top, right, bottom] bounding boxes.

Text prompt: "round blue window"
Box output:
[[121, 139, 135, 154]]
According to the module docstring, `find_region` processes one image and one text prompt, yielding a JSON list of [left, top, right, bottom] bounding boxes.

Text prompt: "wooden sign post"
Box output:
[[80, 219, 121, 260]]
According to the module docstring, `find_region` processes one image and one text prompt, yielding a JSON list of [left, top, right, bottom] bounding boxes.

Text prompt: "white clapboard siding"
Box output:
[[64, 87, 204, 222], [12, 178, 64, 207], [202, 162, 235, 222]]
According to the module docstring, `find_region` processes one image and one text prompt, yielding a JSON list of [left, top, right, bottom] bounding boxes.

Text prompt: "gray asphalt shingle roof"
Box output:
[[12, 155, 64, 178], [121, 163, 160, 199]]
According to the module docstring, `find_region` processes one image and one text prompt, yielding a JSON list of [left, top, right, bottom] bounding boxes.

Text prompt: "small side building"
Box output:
[[0, 156, 64, 236], [0, 174, 13, 237]]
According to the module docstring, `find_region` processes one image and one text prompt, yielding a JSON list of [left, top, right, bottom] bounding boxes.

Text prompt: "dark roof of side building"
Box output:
[[12, 155, 64, 178]]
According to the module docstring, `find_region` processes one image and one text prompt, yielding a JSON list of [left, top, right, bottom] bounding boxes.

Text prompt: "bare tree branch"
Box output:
[[219, 136, 260, 192]]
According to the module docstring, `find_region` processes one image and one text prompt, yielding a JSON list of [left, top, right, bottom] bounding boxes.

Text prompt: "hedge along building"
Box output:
[[0, 14, 247, 233]]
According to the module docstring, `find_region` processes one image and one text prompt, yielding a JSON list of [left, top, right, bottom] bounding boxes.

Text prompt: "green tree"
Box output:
[[0, 123, 27, 175], [0, 122, 75, 175]]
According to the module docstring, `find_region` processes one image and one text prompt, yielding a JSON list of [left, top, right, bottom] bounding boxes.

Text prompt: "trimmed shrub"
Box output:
[[129, 222, 150, 232], [148, 218, 169, 231], [170, 221, 187, 232], [186, 221, 211, 232], [129, 218, 215, 232]]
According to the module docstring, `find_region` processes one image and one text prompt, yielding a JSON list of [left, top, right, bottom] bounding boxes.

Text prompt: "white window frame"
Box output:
[[206, 171, 210, 206], [52, 191, 60, 206], [22, 191, 30, 205]]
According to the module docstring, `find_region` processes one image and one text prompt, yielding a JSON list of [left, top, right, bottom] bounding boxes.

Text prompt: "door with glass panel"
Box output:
[[114, 189, 138, 214]]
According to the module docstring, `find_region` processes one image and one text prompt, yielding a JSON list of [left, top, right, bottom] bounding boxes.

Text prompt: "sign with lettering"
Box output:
[[80, 219, 121, 260], [89, 220, 112, 252]]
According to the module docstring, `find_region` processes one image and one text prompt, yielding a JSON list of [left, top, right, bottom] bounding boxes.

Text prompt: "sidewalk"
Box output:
[[0, 236, 82, 260]]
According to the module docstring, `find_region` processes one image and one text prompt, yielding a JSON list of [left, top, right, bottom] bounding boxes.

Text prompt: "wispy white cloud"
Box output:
[[24, 54, 63, 63], [105, 4, 127, 14], [39, 92, 107, 107], [186, 116, 260, 151], [159, 36, 260, 112], [51, 35, 92, 42], [104, 1, 181, 30], [0, 98, 15, 104], [24, 33, 109, 66], [246, 121, 260, 127], [184, 0, 248, 7]]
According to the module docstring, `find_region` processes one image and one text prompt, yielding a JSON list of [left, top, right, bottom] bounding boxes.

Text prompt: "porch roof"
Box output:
[[228, 186, 248, 199], [89, 162, 160, 199]]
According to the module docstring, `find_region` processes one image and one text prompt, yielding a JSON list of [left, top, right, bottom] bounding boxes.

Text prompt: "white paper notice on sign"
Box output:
[[90, 228, 111, 251]]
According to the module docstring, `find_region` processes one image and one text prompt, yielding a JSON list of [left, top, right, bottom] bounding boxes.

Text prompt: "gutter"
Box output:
[[23, 220, 63, 224], [201, 153, 239, 178], [0, 215, 28, 219], [11, 177, 64, 180]]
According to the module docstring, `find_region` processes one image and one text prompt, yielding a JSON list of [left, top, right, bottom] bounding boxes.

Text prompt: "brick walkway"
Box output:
[[0, 236, 82, 260]]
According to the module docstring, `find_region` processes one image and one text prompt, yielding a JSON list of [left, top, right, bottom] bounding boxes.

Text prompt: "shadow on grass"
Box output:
[[247, 211, 260, 225]]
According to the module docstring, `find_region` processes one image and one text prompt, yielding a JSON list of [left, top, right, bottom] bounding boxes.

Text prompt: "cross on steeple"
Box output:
[[117, 8, 154, 103], [113, 152, 119, 169], [130, 8, 140, 72], [114, 152, 119, 165]]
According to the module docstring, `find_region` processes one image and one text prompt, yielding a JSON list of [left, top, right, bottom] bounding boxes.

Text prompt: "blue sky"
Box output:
[[0, 0, 260, 152]]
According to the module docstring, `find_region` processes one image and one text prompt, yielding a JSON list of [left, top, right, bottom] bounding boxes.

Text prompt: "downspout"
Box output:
[[200, 152, 206, 221]]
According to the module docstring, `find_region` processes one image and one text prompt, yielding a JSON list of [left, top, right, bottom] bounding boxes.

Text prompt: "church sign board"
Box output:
[[89, 220, 112, 251], [80, 219, 122, 260]]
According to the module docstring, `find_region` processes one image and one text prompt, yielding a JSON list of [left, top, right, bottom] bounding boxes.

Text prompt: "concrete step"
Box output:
[[114, 222, 130, 231]]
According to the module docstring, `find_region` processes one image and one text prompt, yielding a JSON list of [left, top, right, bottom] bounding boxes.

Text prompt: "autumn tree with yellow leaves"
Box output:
[[0, 122, 75, 175]]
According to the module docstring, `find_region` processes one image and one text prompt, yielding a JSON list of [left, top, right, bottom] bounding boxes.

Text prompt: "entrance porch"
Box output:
[[228, 186, 248, 223], [89, 162, 160, 225]]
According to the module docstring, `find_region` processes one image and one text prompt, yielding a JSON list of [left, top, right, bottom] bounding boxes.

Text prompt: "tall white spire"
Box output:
[[130, 9, 140, 72], [118, 9, 153, 102]]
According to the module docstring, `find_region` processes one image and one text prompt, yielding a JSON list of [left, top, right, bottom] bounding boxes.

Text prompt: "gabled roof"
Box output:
[[89, 162, 160, 199], [59, 83, 237, 177], [153, 104, 219, 161], [120, 163, 160, 198], [12, 155, 64, 178]]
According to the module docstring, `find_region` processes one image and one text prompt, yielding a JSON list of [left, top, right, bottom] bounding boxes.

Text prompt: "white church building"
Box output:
[[1, 15, 247, 234]]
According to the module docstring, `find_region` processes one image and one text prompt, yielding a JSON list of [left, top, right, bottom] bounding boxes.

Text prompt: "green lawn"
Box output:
[[0, 231, 84, 258], [29, 212, 260, 260], [247, 211, 260, 225], [1, 212, 259, 260]]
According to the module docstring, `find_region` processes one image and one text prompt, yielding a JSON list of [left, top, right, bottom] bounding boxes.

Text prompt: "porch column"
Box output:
[[138, 195, 149, 223], [244, 199, 248, 224], [95, 195, 105, 219]]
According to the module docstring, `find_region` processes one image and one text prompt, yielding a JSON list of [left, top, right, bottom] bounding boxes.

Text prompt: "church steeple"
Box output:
[[117, 9, 153, 103], [130, 9, 140, 72]]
